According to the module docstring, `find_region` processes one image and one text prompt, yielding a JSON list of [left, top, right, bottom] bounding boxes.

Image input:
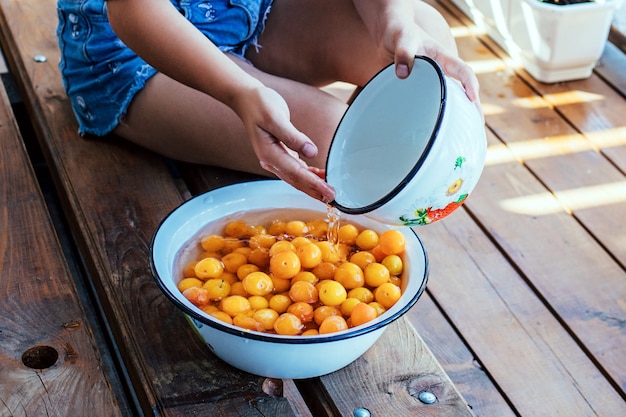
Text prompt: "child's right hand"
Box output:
[[232, 85, 336, 203]]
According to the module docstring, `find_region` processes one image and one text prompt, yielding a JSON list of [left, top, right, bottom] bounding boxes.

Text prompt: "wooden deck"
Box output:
[[407, 1, 626, 415], [609, 0, 626, 53], [1, 0, 625, 416]]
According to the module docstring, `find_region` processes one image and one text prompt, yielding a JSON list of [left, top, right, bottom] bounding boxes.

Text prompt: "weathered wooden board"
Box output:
[[596, 42, 626, 96], [0, 77, 124, 416], [0, 0, 301, 415], [407, 293, 516, 417], [313, 317, 475, 416], [449, 1, 626, 269], [609, 0, 626, 54], [437, 0, 626, 389], [425, 0, 626, 414]]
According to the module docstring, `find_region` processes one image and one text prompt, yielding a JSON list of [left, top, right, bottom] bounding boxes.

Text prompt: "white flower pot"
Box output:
[[450, 0, 623, 83]]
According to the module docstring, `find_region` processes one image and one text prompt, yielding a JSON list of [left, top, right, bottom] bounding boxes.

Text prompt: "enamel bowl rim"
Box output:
[[150, 180, 429, 345], [325, 55, 446, 215]]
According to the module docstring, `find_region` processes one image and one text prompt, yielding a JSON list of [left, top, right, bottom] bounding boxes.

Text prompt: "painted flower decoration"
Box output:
[[399, 156, 477, 226]]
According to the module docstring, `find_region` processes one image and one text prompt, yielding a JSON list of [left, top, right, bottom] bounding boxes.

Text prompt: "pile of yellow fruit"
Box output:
[[178, 217, 406, 335]]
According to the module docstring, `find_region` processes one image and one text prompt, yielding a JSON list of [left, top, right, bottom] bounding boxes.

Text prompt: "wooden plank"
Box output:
[[474, 129, 625, 407], [438, 1, 626, 277], [302, 318, 474, 416], [0, 76, 124, 415], [407, 293, 516, 417], [416, 132, 626, 415], [517, 75, 626, 266], [543, 70, 626, 175], [417, 203, 626, 416], [454, 3, 626, 200], [428, 0, 626, 414], [596, 42, 626, 97], [463, 44, 626, 270], [436, 0, 626, 380], [0, 0, 302, 415], [609, 0, 626, 54]]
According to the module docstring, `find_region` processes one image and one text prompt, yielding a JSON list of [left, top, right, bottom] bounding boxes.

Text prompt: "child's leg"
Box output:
[[113, 56, 347, 174], [113, 0, 457, 175], [249, 0, 458, 87]]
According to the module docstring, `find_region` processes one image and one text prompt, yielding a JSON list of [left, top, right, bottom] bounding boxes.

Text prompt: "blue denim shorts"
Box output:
[[56, 0, 273, 136]]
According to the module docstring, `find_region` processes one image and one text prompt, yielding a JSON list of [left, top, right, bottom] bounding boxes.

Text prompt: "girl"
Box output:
[[57, 0, 479, 202]]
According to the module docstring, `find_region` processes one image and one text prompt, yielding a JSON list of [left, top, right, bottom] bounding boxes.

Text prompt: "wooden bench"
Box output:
[[0, 0, 474, 415], [420, 1, 626, 416], [0, 62, 126, 415], [3, 0, 625, 415], [609, 0, 626, 54]]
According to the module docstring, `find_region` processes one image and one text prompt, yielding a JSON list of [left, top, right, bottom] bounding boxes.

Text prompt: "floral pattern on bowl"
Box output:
[[399, 155, 477, 226], [325, 57, 487, 227]]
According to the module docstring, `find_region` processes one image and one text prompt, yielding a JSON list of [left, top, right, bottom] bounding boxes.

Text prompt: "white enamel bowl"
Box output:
[[326, 56, 487, 226], [150, 180, 428, 379]]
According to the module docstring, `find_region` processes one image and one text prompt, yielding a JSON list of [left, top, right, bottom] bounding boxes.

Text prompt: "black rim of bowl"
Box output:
[[149, 180, 430, 345], [326, 55, 447, 215]]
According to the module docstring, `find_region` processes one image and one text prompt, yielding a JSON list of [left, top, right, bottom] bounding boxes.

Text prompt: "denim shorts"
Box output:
[[56, 0, 273, 136]]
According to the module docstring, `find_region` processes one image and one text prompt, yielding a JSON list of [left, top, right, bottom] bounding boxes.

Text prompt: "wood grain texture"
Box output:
[[4, 0, 624, 415], [596, 42, 626, 97], [427, 1, 626, 415], [407, 293, 515, 417], [0, 0, 300, 415], [315, 318, 474, 416], [0, 78, 123, 415], [609, 0, 626, 54]]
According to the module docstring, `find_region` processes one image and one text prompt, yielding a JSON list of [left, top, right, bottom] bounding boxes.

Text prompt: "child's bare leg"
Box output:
[[249, 0, 458, 87], [113, 57, 346, 173], [113, 0, 459, 177]]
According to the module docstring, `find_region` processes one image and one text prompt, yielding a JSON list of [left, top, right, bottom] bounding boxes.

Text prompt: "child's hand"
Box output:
[[354, 0, 480, 104], [233, 85, 336, 202], [389, 22, 480, 103]]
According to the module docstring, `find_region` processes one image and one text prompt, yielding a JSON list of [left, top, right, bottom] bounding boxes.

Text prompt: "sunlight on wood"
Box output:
[[512, 91, 605, 108], [544, 91, 606, 106], [481, 102, 505, 116], [507, 134, 595, 159], [585, 127, 626, 148], [467, 58, 508, 74], [510, 95, 550, 110], [485, 134, 591, 165], [499, 181, 626, 215], [450, 22, 509, 74], [450, 25, 477, 39], [484, 142, 520, 165]]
